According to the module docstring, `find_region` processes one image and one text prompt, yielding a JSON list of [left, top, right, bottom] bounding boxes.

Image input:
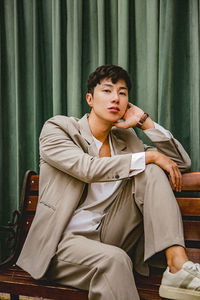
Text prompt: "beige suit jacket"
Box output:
[[17, 114, 191, 279]]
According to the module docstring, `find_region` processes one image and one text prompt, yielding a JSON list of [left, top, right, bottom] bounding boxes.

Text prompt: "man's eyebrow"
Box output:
[[119, 86, 128, 90], [101, 83, 128, 90], [101, 83, 113, 88]]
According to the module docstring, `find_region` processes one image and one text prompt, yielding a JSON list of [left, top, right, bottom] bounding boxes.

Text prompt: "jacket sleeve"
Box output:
[[39, 118, 132, 183], [144, 128, 191, 172]]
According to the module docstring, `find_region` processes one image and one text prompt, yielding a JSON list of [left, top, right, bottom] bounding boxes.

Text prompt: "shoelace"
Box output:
[[188, 263, 200, 273]]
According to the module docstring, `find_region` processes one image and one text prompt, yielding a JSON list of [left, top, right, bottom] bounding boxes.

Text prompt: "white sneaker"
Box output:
[[159, 261, 200, 300]]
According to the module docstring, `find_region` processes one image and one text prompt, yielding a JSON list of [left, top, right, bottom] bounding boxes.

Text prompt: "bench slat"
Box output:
[[28, 175, 39, 192], [183, 220, 200, 241], [0, 266, 88, 300], [176, 197, 200, 216], [25, 196, 200, 217], [182, 172, 200, 191], [24, 215, 34, 232], [186, 248, 200, 262], [26, 195, 38, 211], [27, 172, 200, 193], [25, 197, 200, 216]]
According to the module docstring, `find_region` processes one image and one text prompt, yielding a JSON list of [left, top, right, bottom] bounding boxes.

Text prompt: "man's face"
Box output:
[[86, 78, 129, 125]]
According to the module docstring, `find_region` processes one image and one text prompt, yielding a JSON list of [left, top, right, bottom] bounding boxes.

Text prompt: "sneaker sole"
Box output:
[[159, 285, 200, 300]]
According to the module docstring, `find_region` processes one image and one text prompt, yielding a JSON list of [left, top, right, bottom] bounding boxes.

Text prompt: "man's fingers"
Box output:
[[113, 121, 129, 129], [174, 166, 182, 192], [152, 151, 182, 192], [169, 165, 182, 192], [169, 169, 176, 190]]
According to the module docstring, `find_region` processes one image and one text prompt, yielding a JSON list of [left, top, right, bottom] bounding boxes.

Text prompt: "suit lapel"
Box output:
[[111, 128, 145, 154], [78, 114, 99, 157], [110, 130, 128, 155]]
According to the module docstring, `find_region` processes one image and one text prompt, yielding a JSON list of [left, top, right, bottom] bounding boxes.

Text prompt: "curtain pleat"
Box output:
[[118, 0, 129, 68], [97, 0, 105, 65], [52, 0, 62, 115], [134, 0, 159, 120], [189, 0, 200, 169], [0, 0, 200, 227]]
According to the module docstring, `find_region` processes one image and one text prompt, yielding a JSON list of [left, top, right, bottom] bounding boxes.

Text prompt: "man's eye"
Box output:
[[120, 92, 126, 96], [103, 89, 111, 93]]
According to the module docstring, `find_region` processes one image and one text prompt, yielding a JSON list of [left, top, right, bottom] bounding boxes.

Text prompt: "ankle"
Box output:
[[165, 246, 189, 274], [168, 263, 185, 274]]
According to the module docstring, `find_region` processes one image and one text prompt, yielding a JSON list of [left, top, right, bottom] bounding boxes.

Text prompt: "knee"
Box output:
[[146, 163, 163, 173], [103, 246, 133, 271], [145, 163, 168, 180]]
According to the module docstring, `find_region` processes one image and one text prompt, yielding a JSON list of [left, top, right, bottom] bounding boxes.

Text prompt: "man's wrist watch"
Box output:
[[136, 113, 149, 128]]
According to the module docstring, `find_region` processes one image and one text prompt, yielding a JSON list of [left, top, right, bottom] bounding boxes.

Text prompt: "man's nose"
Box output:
[[111, 92, 119, 103]]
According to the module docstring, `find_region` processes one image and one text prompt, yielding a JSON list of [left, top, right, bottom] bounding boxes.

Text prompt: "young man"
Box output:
[[17, 65, 200, 300]]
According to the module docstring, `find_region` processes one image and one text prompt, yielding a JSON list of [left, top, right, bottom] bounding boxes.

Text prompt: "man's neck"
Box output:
[[88, 113, 112, 143]]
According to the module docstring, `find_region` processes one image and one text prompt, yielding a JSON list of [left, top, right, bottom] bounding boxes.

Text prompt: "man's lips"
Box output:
[[108, 107, 120, 112]]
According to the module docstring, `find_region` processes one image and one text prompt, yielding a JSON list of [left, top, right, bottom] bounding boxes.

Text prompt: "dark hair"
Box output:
[[87, 65, 132, 95]]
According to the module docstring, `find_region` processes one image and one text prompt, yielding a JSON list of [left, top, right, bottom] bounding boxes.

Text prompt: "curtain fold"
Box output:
[[0, 0, 200, 227], [188, 0, 200, 169], [134, 0, 159, 119]]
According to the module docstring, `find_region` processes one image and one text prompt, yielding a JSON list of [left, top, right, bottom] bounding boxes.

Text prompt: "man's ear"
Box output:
[[86, 93, 93, 108]]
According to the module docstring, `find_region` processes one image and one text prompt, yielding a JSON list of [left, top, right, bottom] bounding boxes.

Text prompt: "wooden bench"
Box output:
[[0, 170, 199, 300]]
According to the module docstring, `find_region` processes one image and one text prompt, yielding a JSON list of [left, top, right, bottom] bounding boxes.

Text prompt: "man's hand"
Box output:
[[145, 151, 182, 192], [113, 102, 155, 129]]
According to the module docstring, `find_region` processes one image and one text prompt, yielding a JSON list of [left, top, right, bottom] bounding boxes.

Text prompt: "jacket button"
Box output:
[[115, 174, 120, 179]]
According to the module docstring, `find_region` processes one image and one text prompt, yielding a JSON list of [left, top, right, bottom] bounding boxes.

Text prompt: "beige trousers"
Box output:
[[46, 164, 185, 300]]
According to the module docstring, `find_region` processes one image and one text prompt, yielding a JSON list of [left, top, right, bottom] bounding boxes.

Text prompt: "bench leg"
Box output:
[[10, 294, 19, 300]]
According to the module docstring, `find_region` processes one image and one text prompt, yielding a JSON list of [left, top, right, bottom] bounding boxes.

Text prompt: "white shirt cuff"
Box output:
[[129, 152, 145, 176]]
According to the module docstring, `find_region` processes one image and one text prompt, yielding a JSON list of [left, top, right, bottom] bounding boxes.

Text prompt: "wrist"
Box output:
[[141, 117, 155, 130], [136, 113, 149, 128], [145, 151, 157, 164], [136, 112, 155, 130]]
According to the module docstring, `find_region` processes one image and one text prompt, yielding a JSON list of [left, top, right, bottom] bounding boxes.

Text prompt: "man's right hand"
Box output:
[[113, 103, 155, 130], [145, 151, 182, 192]]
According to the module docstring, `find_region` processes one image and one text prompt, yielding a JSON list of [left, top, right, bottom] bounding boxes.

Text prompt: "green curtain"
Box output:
[[0, 0, 199, 225]]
